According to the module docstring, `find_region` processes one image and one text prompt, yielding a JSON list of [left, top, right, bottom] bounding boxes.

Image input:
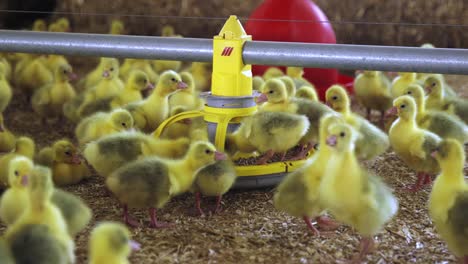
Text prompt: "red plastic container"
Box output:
[[245, 0, 353, 100]]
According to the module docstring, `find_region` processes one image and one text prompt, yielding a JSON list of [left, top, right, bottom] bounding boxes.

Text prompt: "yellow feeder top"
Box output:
[[212, 15, 252, 97]]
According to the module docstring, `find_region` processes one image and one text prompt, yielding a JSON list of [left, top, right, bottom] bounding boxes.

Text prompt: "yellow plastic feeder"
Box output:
[[153, 16, 308, 188]]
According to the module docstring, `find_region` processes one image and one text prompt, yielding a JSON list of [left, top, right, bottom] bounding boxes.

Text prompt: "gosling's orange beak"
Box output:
[[145, 83, 154, 91], [255, 93, 268, 104], [181, 118, 192, 125], [102, 70, 110, 78], [326, 135, 337, 147], [385, 106, 398, 117], [21, 175, 29, 186], [177, 81, 188, 89], [70, 154, 82, 165], [325, 101, 332, 108], [214, 151, 227, 161], [68, 72, 78, 81], [424, 86, 432, 94]]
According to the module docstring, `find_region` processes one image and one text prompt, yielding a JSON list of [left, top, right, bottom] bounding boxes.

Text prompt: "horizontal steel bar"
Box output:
[[0, 30, 213, 62], [1, 30, 468, 74], [243, 41, 468, 74]]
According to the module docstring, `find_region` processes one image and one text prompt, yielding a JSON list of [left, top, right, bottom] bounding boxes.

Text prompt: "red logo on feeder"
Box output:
[[221, 47, 234, 56]]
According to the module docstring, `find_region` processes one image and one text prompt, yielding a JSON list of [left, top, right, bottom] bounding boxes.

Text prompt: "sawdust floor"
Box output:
[[1, 70, 468, 263]]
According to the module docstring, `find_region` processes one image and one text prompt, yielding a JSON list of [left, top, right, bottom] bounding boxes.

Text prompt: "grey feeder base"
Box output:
[[232, 173, 287, 190]]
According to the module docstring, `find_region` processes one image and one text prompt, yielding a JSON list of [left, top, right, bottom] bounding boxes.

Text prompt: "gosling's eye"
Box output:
[[400, 104, 406, 108], [269, 90, 274, 94], [432, 82, 436, 87], [339, 132, 346, 137], [65, 151, 71, 156], [407, 91, 412, 94], [171, 78, 176, 82], [143, 79, 147, 83], [110, 67, 114, 71], [332, 96, 338, 100], [121, 122, 126, 127], [205, 149, 212, 154], [14, 171, 19, 176], [63, 70, 67, 74]]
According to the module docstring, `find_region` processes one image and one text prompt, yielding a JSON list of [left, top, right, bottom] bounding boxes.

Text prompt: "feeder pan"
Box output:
[[153, 16, 310, 189]]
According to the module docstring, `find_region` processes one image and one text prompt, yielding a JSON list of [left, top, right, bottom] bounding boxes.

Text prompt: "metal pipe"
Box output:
[[243, 41, 468, 74], [0, 30, 213, 62], [1, 30, 468, 74]]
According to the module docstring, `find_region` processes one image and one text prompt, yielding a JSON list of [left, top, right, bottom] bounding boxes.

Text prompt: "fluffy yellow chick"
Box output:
[[109, 19, 125, 35], [225, 111, 310, 164], [32, 64, 77, 118], [62, 93, 85, 123], [107, 141, 226, 227], [49, 17, 70, 32], [36, 139, 90, 186], [0, 61, 12, 117], [51, 189, 92, 237], [0, 115, 15, 153], [15, 56, 53, 95], [32, 19, 47, 31], [1, 157, 91, 235], [0, 56, 12, 81], [77, 57, 115, 91], [424, 75, 447, 110], [160, 106, 193, 140], [111, 69, 153, 108], [429, 139, 468, 263], [6, 166, 75, 263], [286, 66, 313, 88], [124, 70, 187, 132], [120, 59, 159, 84], [84, 131, 190, 178], [252, 76, 265, 92], [42, 54, 70, 75], [189, 62, 212, 92], [274, 114, 343, 235], [320, 122, 398, 262], [79, 58, 124, 112], [0, 137, 35, 187], [388, 95, 441, 191], [0, 157, 33, 226], [403, 84, 468, 144], [192, 158, 237, 215], [169, 71, 203, 112], [278, 76, 296, 98], [262, 67, 284, 80], [257, 79, 334, 159], [89, 222, 140, 264], [391, 72, 417, 98], [354, 70, 392, 123], [75, 108, 134, 145], [326, 85, 389, 160], [8, 224, 69, 264], [425, 76, 468, 124], [295, 85, 318, 101]]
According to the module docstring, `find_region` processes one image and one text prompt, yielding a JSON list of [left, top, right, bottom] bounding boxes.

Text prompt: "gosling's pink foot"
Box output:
[[303, 216, 320, 236], [350, 236, 375, 264], [148, 208, 173, 228], [122, 205, 140, 227], [316, 215, 340, 231]]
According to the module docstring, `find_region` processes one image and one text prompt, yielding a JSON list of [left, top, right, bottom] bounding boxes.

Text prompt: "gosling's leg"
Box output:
[[122, 204, 140, 227], [195, 192, 205, 216], [148, 207, 173, 228], [303, 216, 320, 236]]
